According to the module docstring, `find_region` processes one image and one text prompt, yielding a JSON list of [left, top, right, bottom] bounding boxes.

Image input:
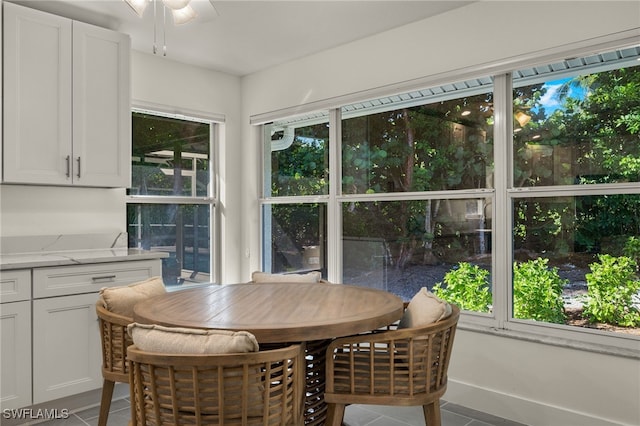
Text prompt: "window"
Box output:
[[127, 109, 217, 286], [261, 117, 329, 276], [510, 54, 640, 332], [341, 87, 494, 303], [259, 42, 640, 349]]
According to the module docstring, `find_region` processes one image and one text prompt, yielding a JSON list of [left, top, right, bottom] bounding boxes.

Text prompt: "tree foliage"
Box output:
[[513, 65, 640, 258]]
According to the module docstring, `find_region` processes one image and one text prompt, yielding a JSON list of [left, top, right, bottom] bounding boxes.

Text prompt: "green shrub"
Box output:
[[583, 254, 640, 327], [623, 236, 640, 267], [433, 262, 491, 312], [513, 258, 566, 324]]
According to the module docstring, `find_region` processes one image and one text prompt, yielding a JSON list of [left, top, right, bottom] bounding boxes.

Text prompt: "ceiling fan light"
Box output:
[[123, 0, 149, 18], [163, 0, 191, 11], [171, 4, 197, 24]]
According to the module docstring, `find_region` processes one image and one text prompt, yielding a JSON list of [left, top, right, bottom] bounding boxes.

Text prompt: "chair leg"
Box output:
[[98, 379, 115, 426], [423, 400, 442, 426], [326, 403, 346, 426]]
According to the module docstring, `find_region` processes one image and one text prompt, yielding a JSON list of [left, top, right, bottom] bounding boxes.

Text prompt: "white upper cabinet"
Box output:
[[72, 21, 131, 187], [3, 3, 72, 186], [2, 2, 131, 187]]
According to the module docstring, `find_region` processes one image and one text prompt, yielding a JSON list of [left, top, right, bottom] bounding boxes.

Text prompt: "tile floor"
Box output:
[[31, 398, 527, 426]]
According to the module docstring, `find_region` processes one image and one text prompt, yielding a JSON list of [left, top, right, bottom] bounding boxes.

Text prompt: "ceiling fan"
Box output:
[[123, 0, 218, 24], [122, 0, 218, 55]]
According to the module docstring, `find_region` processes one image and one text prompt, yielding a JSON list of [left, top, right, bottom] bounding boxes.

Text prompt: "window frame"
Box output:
[[126, 102, 222, 285], [256, 33, 640, 357]]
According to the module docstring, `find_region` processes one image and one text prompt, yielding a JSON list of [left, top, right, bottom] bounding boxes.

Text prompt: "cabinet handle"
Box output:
[[91, 275, 116, 282], [76, 157, 81, 178], [66, 156, 71, 178]]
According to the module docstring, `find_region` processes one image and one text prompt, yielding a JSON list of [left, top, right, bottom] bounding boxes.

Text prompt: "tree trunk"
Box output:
[[422, 199, 441, 265], [395, 110, 416, 270]]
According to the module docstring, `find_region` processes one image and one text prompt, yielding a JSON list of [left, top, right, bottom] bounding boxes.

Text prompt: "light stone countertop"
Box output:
[[0, 233, 168, 270], [0, 248, 168, 270]]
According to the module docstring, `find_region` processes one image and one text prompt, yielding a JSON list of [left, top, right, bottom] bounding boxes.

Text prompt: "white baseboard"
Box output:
[[446, 379, 629, 426]]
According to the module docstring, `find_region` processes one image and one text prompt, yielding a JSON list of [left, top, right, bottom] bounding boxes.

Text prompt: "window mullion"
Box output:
[[492, 73, 512, 329], [327, 108, 342, 283]]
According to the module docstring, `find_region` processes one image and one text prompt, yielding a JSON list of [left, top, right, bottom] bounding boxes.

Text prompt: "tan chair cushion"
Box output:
[[99, 277, 166, 318], [398, 287, 452, 328], [128, 323, 259, 354], [251, 270, 321, 283], [128, 324, 263, 418]]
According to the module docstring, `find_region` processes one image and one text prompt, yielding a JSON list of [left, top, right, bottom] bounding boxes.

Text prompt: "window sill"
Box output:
[[458, 321, 640, 360]]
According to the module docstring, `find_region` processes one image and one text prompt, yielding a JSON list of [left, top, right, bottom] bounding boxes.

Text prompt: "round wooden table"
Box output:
[[133, 282, 404, 425]]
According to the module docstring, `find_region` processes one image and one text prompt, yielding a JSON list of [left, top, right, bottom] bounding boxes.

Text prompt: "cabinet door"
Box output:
[[2, 2, 72, 185], [0, 301, 32, 410], [72, 21, 131, 188], [32, 293, 102, 403]]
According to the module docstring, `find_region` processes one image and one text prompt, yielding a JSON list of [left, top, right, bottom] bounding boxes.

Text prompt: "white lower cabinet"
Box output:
[[32, 293, 103, 403], [0, 269, 32, 411], [0, 300, 32, 410], [0, 258, 162, 408]]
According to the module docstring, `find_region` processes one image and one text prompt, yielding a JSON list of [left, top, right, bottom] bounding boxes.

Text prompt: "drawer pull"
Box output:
[[91, 275, 116, 282]]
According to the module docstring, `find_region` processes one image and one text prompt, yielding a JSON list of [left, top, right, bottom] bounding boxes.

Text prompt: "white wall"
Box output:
[[0, 186, 125, 237], [240, 2, 640, 425], [449, 330, 640, 426]]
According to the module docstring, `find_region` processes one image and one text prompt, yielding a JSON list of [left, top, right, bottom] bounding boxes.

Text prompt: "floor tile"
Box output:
[[83, 406, 130, 426], [11, 397, 526, 426], [441, 409, 475, 426], [365, 417, 415, 426], [343, 405, 384, 425], [468, 420, 499, 426], [34, 414, 89, 426], [443, 402, 528, 426], [73, 398, 130, 422], [357, 405, 425, 425]]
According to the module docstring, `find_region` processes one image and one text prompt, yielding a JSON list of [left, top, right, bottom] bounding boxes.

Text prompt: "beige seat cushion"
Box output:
[[99, 276, 166, 318], [398, 287, 452, 328], [128, 323, 259, 354], [251, 270, 321, 283], [128, 323, 263, 418]]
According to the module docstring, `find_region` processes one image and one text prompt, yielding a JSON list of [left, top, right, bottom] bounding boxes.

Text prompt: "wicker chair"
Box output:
[[96, 303, 134, 426], [127, 343, 306, 426], [324, 305, 460, 426], [95, 277, 166, 426]]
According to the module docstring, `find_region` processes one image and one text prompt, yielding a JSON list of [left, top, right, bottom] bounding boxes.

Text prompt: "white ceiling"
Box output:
[[10, 0, 473, 76]]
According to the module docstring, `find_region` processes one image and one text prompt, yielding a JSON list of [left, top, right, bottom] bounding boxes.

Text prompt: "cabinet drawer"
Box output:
[[33, 260, 161, 298], [0, 269, 32, 303]]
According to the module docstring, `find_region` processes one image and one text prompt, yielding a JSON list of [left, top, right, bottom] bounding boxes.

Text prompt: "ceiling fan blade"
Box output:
[[187, 0, 218, 22], [208, 0, 219, 17]]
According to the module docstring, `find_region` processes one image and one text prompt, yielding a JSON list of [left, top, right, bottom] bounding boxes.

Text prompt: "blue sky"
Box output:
[[533, 77, 586, 116]]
